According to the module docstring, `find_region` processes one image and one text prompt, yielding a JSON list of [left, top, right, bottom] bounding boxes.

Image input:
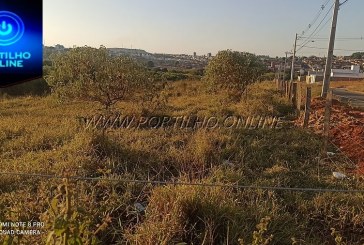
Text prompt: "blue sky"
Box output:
[[44, 0, 364, 57]]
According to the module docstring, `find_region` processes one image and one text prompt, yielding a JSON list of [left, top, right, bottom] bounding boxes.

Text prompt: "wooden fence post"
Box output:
[[288, 82, 292, 100], [291, 82, 298, 105], [296, 82, 302, 111], [322, 90, 333, 157], [303, 87, 311, 128]]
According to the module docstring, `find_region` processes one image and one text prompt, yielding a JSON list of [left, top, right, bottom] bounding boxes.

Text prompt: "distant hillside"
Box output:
[[108, 48, 150, 56], [43, 46, 209, 70], [43, 46, 151, 60]]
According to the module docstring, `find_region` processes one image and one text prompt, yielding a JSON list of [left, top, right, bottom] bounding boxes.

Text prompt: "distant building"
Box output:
[[306, 65, 364, 83], [193, 52, 197, 58], [331, 65, 364, 80]]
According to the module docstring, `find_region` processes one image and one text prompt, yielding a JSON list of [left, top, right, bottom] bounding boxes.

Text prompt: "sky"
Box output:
[[44, 0, 364, 57]]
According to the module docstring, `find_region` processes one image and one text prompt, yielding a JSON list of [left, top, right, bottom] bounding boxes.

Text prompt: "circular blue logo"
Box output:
[[0, 11, 25, 46]]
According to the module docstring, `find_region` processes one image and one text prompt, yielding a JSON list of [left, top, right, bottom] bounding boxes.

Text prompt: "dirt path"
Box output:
[[297, 97, 364, 174], [333, 88, 364, 109]]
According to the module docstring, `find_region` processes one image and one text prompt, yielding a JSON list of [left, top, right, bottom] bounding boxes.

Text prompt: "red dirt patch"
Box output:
[[298, 97, 364, 174]]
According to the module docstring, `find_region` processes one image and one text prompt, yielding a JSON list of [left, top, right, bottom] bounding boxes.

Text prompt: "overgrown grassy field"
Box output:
[[1, 81, 364, 244]]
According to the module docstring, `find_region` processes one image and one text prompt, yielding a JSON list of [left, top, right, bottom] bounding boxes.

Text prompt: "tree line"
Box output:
[[1, 46, 267, 108]]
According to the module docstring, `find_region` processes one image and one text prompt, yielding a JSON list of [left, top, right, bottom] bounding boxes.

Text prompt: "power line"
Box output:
[[295, 1, 354, 56], [301, 46, 364, 52], [0, 171, 364, 193], [302, 46, 332, 50], [297, 4, 334, 53], [299, 37, 364, 41], [303, 18, 332, 48], [297, 7, 334, 52], [340, 0, 349, 7], [299, 0, 331, 37], [297, 22, 332, 53]]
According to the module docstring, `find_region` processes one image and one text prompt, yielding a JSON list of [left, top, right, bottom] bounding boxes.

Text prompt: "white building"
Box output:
[[331, 65, 364, 80], [306, 65, 364, 84]]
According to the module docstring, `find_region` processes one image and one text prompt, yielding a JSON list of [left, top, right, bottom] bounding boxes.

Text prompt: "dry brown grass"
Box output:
[[330, 80, 364, 93], [1, 81, 364, 244], [310, 80, 364, 97]]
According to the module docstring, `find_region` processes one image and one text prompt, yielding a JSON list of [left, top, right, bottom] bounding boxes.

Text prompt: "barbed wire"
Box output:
[[329, 126, 364, 152], [329, 139, 358, 166], [0, 171, 363, 193]]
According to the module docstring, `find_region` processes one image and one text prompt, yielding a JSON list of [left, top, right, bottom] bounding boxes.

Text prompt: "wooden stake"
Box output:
[[303, 87, 312, 128], [322, 90, 333, 156], [296, 83, 302, 111]]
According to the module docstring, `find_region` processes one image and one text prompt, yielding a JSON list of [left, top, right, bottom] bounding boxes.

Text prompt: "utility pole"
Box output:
[[321, 0, 340, 98], [289, 34, 298, 100], [278, 62, 282, 82], [283, 51, 290, 82], [290, 33, 298, 83], [280, 52, 290, 94]]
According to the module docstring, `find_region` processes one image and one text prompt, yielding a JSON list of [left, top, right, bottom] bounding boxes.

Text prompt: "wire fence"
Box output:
[[1, 171, 363, 193], [275, 80, 364, 178]]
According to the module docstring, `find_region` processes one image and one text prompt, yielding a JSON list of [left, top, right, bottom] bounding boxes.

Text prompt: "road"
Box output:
[[332, 88, 364, 109]]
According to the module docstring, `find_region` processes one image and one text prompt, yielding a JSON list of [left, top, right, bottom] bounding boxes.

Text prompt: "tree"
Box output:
[[204, 50, 266, 101], [46, 46, 154, 110], [351, 52, 364, 59]]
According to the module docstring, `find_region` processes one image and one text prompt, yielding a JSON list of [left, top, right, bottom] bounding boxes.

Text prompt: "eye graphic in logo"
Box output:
[[0, 11, 25, 46]]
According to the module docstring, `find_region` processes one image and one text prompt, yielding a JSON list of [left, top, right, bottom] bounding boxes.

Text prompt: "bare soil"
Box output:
[[298, 97, 364, 174]]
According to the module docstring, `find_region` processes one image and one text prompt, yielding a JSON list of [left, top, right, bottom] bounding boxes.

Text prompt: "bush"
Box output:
[[0, 78, 50, 97], [260, 72, 276, 81], [46, 46, 156, 110], [161, 72, 188, 81], [205, 50, 266, 101]]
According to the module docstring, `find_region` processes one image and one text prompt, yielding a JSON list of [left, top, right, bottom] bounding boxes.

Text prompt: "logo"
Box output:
[[0, 11, 25, 46], [0, 0, 42, 87]]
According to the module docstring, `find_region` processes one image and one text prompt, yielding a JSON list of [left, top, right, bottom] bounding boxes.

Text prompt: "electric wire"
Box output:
[[340, 0, 349, 7], [299, 0, 331, 37], [297, 5, 334, 53], [297, 0, 354, 54], [301, 46, 364, 52]]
